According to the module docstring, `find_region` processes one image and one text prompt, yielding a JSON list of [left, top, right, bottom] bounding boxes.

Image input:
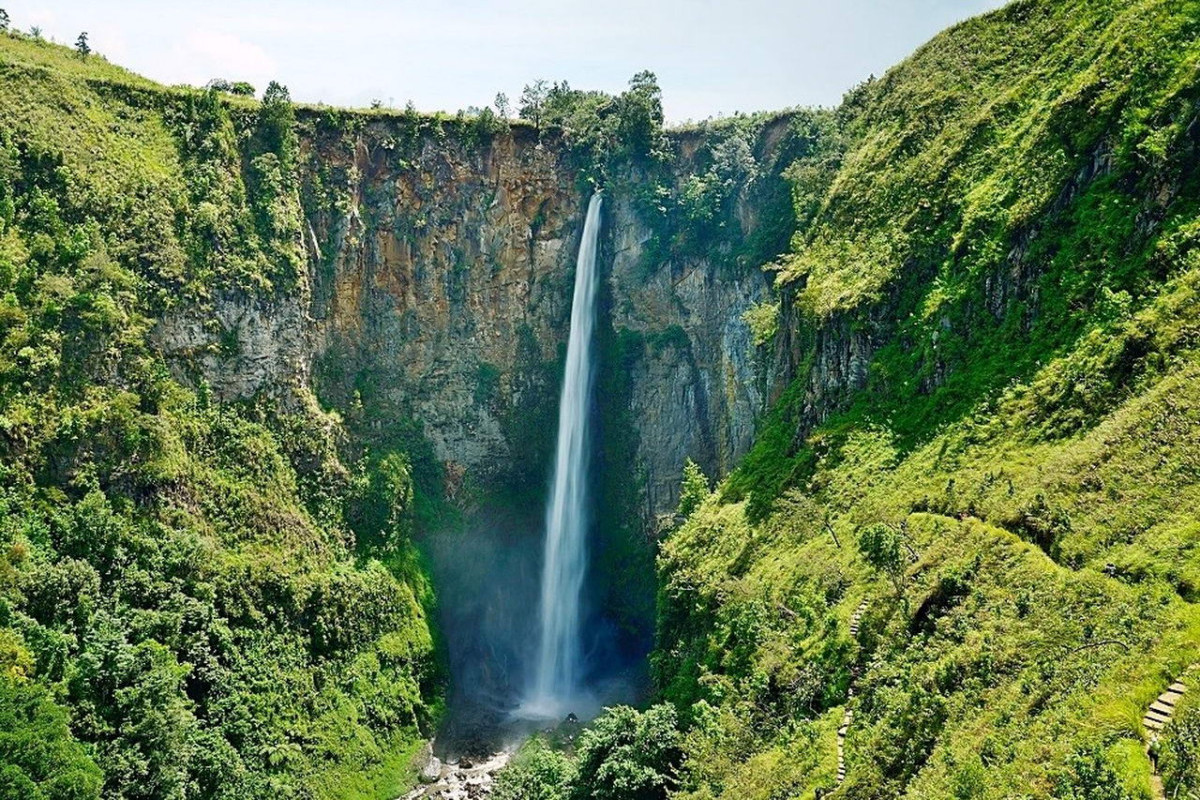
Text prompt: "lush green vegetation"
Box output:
[[492, 705, 682, 800], [5, 0, 1200, 797], [0, 29, 438, 800], [643, 0, 1200, 797], [516, 72, 668, 182], [510, 72, 838, 281]]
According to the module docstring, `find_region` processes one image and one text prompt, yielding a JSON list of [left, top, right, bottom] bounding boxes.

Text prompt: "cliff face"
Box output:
[[304, 124, 582, 500], [157, 114, 800, 522], [656, 2, 1200, 797], [605, 164, 779, 518]]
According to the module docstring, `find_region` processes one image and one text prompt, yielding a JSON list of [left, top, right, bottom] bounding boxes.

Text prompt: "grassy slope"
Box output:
[[657, 0, 1200, 797], [0, 33, 438, 800]]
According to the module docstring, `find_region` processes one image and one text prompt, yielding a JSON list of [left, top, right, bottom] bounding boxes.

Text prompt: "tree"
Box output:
[[0, 674, 103, 800], [615, 70, 665, 160], [0, 9, 10, 32], [676, 459, 711, 520], [262, 80, 291, 107], [29, 25, 41, 39], [571, 705, 681, 800], [495, 91, 511, 120], [472, 106, 507, 139], [75, 31, 90, 58], [856, 523, 913, 609], [493, 743, 572, 800], [256, 81, 297, 166], [520, 79, 550, 129], [206, 78, 255, 97], [626, 70, 663, 119]]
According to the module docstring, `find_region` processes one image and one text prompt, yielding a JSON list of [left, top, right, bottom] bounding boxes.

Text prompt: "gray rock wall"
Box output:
[[607, 189, 774, 519], [156, 117, 799, 522]]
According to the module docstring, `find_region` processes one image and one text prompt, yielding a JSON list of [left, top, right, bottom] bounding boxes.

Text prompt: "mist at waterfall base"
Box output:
[[424, 195, 648, 758]]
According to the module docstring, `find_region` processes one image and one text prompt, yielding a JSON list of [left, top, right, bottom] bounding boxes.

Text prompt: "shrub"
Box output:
[[742, 301, 779, 348], [0, 674, 102, 800], [493, 742, 573, 800], [570, 705, 682, 800], [1160, 699, 1200, 796], [677, 459, 711, 520]]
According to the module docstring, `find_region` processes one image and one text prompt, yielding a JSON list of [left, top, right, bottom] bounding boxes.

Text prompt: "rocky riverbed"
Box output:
[[399, 746, 515, 800]]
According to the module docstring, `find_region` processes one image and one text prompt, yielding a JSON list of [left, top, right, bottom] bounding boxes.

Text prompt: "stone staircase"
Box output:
[[837, 601, 869, 786], [1144, 677, 1188, 800]]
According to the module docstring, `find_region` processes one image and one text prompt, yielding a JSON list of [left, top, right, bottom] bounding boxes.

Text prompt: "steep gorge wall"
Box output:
[[157, 113, 799, 523], [651, 3, 1200, 796], [605, 124, 793, 518], [303, 122, 582, 502]]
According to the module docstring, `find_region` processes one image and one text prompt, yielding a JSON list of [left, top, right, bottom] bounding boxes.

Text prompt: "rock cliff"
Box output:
[[157, 112, 805, 524]]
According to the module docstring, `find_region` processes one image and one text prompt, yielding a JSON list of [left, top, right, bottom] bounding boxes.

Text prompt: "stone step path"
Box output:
[[1143, 681, 1186, 734], [836, 704, 853, 785], [849, 602, 866, 639], [837, 601, 869, 786], [1145, 678, 1188, 800]]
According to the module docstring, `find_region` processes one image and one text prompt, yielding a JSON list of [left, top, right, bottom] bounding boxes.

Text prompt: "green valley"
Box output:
[[2, 0, 1199, 798]]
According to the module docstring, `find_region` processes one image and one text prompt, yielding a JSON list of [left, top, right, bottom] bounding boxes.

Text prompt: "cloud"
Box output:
[[182, 30, 276, 81], [145, 28, 277, 88]]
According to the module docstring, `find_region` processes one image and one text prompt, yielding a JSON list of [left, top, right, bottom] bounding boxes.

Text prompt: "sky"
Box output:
[[9, 0, 1008, 122]]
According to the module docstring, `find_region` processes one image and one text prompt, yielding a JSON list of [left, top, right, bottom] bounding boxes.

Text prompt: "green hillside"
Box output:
[[652, 0, 1200, 797], [4, 0, 1200, 797], [0, 31, 438, 800]]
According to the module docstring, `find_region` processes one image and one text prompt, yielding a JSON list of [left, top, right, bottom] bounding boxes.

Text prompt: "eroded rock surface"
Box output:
[[157, 119, 799, 520]]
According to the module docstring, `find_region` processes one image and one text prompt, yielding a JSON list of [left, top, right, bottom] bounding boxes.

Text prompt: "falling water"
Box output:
[[529, 193, 603, 714]]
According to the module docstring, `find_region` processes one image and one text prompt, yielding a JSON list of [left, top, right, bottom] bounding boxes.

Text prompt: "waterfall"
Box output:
[[529, 193, 603, 713]]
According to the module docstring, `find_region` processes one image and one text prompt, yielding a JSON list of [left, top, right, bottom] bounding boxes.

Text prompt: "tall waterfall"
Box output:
[[530, 193, 603, 712]]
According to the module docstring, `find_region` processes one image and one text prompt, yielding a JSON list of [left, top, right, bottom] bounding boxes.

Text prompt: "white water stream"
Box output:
[[527, 193, 604, 716]]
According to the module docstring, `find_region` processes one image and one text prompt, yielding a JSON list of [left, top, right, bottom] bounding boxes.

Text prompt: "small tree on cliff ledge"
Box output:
[[494, 91, 511, 120], [616, 70, 665, 161], [677, 459, 711, 521], [256, 81, 297, 168], [520, 79, 550, 129]]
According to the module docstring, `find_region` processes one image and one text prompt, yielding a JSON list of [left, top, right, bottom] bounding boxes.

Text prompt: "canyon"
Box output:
[[154, 113, 799, 528], [142, 101, 826, 763], [6, 1, 1200, 795]]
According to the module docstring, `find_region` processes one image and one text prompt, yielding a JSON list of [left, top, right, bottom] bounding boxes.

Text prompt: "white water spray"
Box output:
[[528, 193, 603, 715]]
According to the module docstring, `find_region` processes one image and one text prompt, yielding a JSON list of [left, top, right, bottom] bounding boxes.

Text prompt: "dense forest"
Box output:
[[0, 25, 442, 800], [2, 0, 1200, 798]]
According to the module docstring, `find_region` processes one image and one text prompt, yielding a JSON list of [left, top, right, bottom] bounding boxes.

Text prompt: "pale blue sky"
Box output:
[[11, 0, 1008, 121]]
